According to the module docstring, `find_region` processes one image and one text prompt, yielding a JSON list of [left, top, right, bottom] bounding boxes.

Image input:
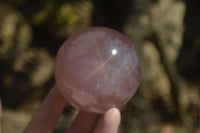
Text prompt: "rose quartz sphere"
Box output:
[[55, 27, 141, 113]]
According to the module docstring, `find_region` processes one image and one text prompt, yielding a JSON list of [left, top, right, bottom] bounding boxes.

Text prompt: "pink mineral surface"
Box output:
[[55, 27, 141, 113]]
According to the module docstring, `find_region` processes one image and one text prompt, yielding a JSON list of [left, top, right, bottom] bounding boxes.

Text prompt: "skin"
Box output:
[[0, 86, 121, 133]]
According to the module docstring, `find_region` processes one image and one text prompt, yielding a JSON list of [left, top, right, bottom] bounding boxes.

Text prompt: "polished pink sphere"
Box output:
[[55, 27, 141, 113]]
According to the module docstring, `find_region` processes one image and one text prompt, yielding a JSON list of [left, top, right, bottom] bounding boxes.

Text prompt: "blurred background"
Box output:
[[0, 0, 200, 132]]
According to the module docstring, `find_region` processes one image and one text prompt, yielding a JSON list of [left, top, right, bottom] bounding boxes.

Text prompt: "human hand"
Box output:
[[22, 86, 121, 133]]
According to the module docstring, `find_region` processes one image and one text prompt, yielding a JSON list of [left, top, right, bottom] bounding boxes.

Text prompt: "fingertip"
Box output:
[[104, 108, 121, 124], [92, 108, 121, 133]]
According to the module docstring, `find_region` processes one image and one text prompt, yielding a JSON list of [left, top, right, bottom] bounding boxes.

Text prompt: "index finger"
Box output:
[[24, 85, 67, 133]]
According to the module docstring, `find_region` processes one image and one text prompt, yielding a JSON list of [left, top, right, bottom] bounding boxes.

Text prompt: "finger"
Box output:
[[24, 85, 67, 133], [92, 108, 121, 133], [67, 111, 99, 133]]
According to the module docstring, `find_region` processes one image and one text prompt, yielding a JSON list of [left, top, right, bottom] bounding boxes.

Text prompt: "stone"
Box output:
[[55, 27, 141, 113]]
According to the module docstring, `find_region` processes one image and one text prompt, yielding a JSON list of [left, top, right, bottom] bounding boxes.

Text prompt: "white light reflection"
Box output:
[[112, 49, 117, 55]]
